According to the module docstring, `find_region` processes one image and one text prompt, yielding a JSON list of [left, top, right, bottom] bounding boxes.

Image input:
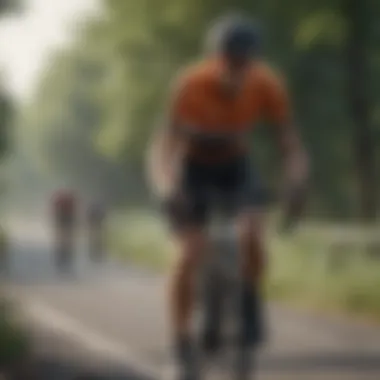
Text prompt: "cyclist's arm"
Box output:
[[146, 75, 192, 196], [147, 118, 179, 174], [261, 69, 309, 186]]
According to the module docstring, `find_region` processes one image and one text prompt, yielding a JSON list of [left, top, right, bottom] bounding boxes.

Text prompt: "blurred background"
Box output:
[[2, 0, 380, 219], [0, 0, 380, 379]]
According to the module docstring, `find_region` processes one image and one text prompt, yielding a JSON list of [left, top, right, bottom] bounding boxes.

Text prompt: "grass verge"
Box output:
[[108, 211, 380, 321], [107, 210, 173, 271]]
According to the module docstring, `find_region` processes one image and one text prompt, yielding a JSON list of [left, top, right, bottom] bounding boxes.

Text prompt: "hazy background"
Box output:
[[0, 0, 379, 221], [0, 1, 380, 379]]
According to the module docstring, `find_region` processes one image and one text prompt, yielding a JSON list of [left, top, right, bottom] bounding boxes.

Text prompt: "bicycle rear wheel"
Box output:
[[236, 346, 256, 380]]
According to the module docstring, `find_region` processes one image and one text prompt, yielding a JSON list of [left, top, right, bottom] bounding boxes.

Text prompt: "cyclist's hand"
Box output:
[[279, 152, 309, 234], [284, 151, 309, 188], [279, 182, 308, 234]]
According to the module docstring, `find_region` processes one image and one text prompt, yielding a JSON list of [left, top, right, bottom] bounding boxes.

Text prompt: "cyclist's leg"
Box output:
[[238, 209, 266, 288], [167, 220, 208, 379], [164, 162, 210, 378], [236, 165, 268, 347], [169, 225, 207, 339], [56, 213, 75, 267]]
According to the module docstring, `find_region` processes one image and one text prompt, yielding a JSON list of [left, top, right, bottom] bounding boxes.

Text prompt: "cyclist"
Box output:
[[51, 189, 78, 269], [147, 13, 309, 380], [86, 200, 106, 262]]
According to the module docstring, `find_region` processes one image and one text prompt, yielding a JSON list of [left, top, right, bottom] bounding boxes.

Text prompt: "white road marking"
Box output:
[[23, 298, 241, 380], [25, 298, 164, 379]]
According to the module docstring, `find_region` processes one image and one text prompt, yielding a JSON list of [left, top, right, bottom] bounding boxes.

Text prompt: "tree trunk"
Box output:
[[345, 0, 377, 221]]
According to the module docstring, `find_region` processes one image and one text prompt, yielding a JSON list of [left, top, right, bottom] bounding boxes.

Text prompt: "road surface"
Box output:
[[2, 219, 380, 379]]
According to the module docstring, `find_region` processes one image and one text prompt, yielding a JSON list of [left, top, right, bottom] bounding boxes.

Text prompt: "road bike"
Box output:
[[194, 194, 261, 380], [194, 183, 306, 379]]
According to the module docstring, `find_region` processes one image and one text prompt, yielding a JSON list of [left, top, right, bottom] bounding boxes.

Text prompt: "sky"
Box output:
[[0, 0, 100, 101]]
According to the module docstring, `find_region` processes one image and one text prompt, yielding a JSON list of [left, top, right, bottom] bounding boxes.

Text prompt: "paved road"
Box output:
[[2, 220, 380, 379]]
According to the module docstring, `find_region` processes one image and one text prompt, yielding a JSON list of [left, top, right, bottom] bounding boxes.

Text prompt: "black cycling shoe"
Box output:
[[175, 336, 199, 380]]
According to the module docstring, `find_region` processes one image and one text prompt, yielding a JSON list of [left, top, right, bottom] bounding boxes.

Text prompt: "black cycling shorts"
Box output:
[[163, 155, 267, 230]]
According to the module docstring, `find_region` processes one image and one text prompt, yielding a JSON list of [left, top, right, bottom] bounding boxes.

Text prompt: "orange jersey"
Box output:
[[168, 58, 292, 161]]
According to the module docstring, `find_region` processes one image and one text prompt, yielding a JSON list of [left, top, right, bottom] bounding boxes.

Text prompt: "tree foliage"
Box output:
[[0, 0, 23, 17], [16, 0, 380, 218]]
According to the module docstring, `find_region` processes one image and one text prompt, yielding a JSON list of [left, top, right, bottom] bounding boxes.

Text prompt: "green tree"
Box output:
[[344, 0, 377, 220], [0, 0, 22, 17], [17, 0, 380, 219], [0, 89, 12, 158]]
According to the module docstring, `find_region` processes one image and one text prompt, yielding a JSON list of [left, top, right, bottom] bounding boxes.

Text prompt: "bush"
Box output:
[[107, 210, 173, 271], [0, 299, 30, 369]]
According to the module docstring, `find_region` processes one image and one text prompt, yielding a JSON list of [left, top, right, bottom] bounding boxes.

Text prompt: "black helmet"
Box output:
[[206, 13, 261, 62]]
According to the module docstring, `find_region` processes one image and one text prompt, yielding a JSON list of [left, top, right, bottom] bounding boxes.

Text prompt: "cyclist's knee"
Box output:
[[239, 208, 265, 241], [174, 227, 208, 274]]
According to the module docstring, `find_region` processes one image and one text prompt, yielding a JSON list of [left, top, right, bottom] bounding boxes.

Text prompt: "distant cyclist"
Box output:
[[147, 13, 309, 380], [86, 200, 106, 262], [51, 189, 78, 270]]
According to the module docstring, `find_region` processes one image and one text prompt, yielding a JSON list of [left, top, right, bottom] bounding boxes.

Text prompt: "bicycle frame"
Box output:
[[199, 205, 251, 379]]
